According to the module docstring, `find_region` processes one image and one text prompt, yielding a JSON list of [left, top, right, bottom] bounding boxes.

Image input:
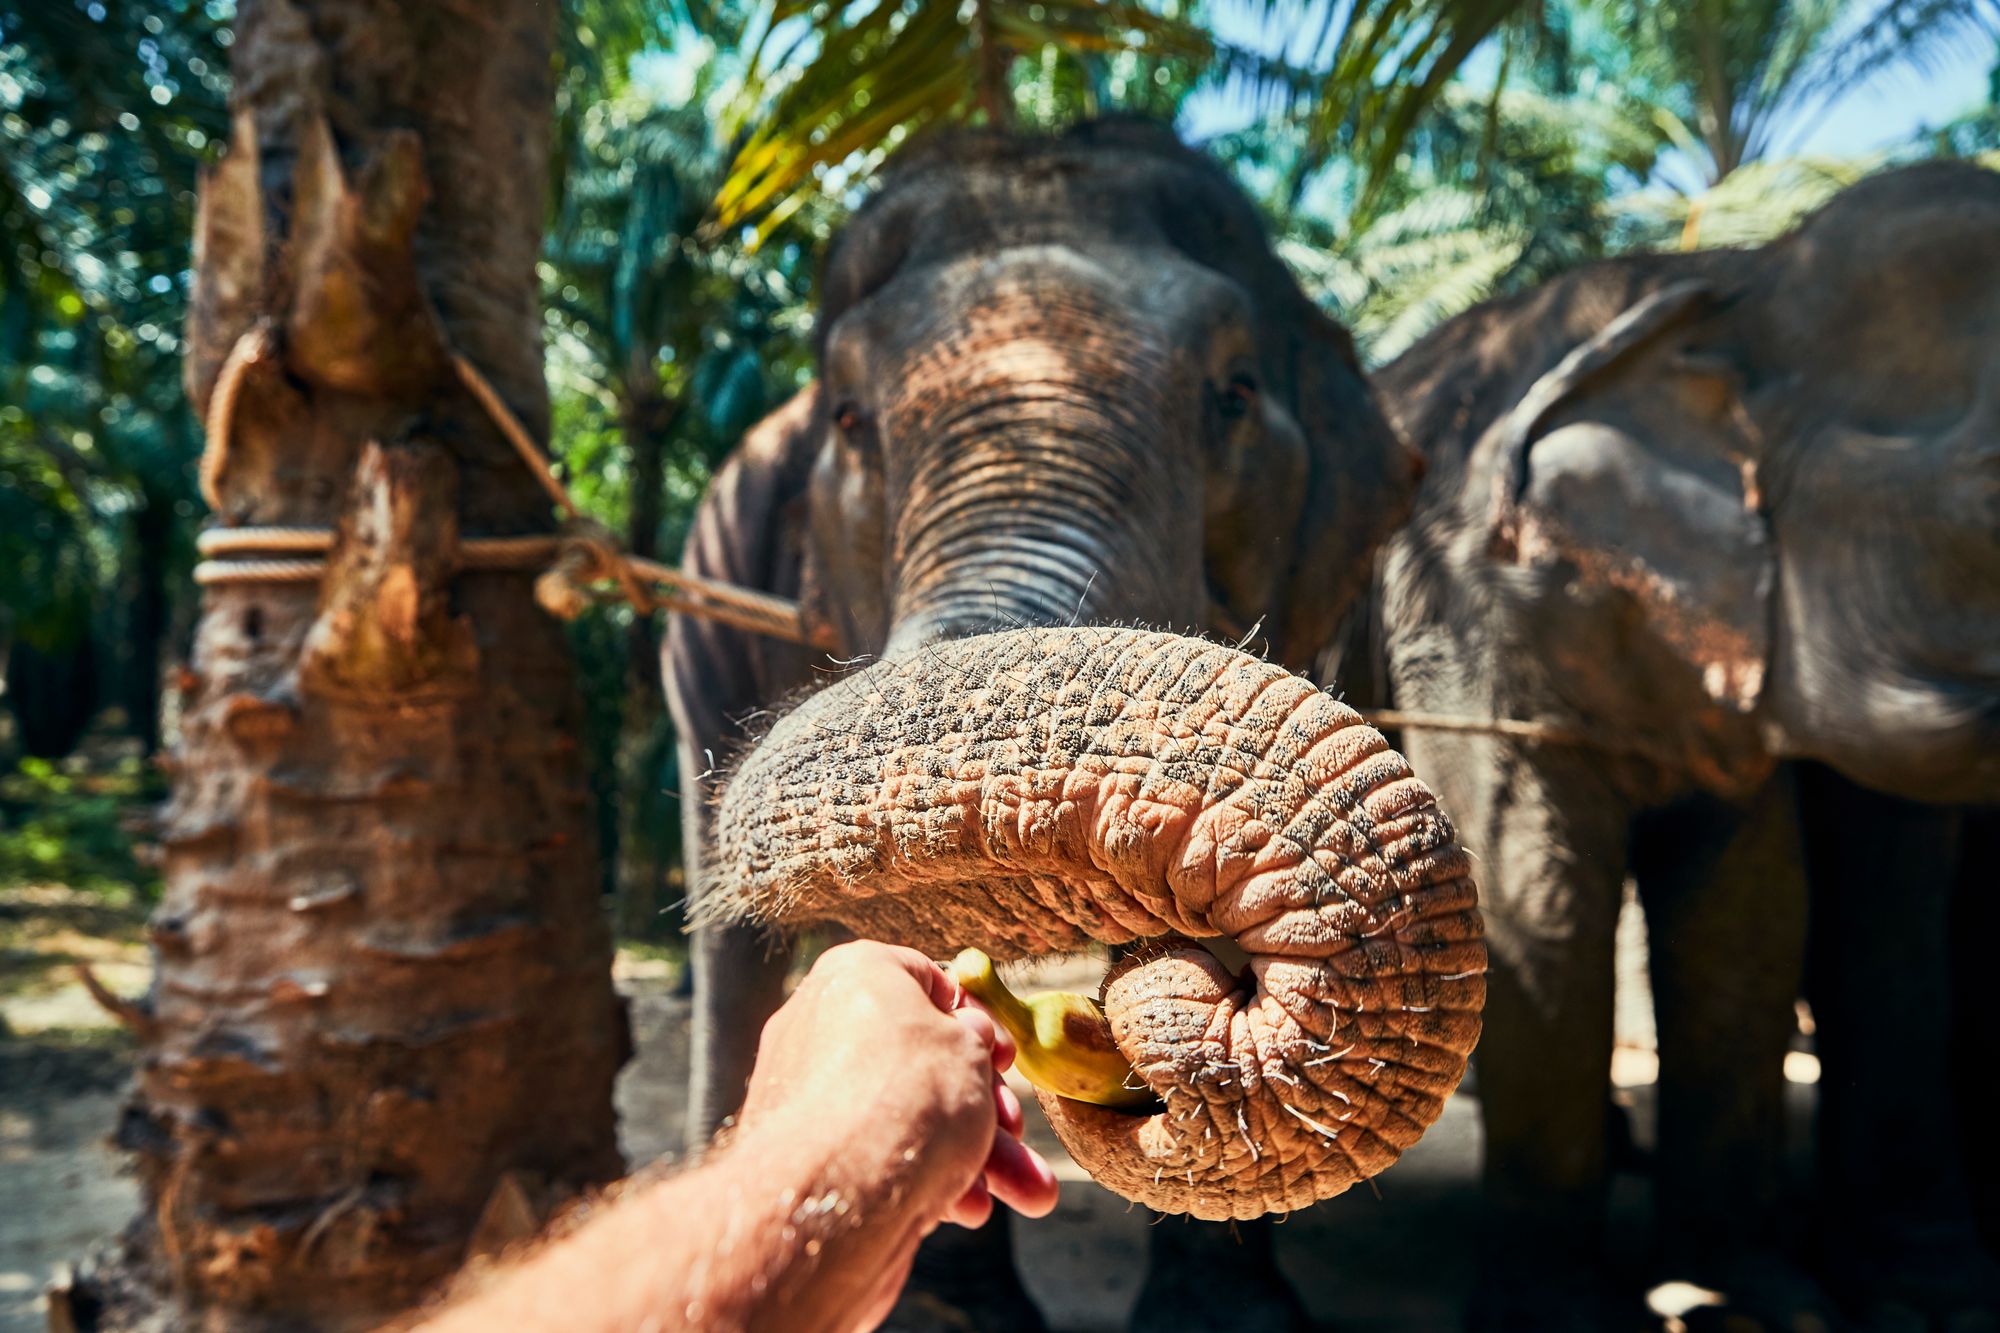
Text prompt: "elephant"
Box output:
[[666, 119, 1481, 1331], [1347, 160, 2000, 1330]]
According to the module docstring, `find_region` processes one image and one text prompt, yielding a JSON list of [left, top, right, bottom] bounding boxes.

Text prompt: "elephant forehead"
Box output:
[[846, 248, 1206, 367]]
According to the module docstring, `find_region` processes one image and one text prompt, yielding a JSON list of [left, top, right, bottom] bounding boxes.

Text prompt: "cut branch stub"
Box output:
[[287, 115, 448, 396], [299, 440, 479, 700], [185, 110, 267, 414]]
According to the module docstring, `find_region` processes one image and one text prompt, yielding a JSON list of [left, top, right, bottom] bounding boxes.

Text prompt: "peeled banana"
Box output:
[[950, 948, 1155, 1109]]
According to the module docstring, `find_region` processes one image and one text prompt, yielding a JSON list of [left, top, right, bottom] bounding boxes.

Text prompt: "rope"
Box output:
[[1365, 706, 1695, 767], [198, 322, 272, 512], [1364, 709, 1596, 748], [192, 329, 833, 650], [193, 529, 559, 585]]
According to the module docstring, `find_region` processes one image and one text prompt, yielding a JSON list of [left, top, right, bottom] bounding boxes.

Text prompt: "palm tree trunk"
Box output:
[[971, 0, 1014, 126], [73, 1, 627, 1326], [122, 481, 173, 756], [613, 383, 676, 941]]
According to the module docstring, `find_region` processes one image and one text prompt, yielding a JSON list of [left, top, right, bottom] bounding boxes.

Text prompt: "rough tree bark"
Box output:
[[69, 1, 628, 1327]]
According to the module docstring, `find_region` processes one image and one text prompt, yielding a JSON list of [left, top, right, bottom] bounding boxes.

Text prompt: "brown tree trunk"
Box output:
[[122, 481, 173, 756], [72, 1, 628, 1327], [613, 385, 677, 941]]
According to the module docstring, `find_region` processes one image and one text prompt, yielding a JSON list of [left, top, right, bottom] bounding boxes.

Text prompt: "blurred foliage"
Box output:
[[1922, 38, 2000, 151], [1256, 71, 1659, 359], [1261, 0, 1998, 358], [711, 0, 1528, 240], [545, 1, 829, 925], [544, 12, 825, 524], [1612, 153, 1881, 250], [0, 751, 161, 900], [1567, 0, 1997, 189], [1, 0, 223, 757]]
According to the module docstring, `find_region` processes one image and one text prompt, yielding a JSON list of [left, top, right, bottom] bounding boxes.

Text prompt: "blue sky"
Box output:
[[1790, 50, 1992, 152]]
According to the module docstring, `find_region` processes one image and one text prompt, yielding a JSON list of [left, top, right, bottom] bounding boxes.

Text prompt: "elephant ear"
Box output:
[[665, 384, 826, 884], [1138, 151, 1418, 673], [1487, 280, 1719, 550], [1267, 307, 1423, 671], [1484, 281, 1774, 716]]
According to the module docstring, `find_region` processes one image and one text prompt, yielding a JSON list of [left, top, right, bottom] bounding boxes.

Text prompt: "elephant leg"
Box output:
[[1629, 777, 1831, 1329], [1798, 762, 2000, 1328], [1954, 806, 2000, 1256], [684, 917, 793, 1147], [1132, 1218, 1311, 1333], [1408, 737, 1643, 1333]]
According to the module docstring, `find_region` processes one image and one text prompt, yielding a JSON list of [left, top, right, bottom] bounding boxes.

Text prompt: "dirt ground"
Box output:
[[1, 887, 1815, 1333]]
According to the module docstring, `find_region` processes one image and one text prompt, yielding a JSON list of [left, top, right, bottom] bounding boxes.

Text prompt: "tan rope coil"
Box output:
[[193, 329, 831, 650], [198, 322, 272, 513]]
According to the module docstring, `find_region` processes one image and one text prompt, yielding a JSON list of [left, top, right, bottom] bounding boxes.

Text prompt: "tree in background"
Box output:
[[65, 0, 625, 1325], [1264, 0, 1998, 358], [1250, 59, 1658, 359], [542, 4, 824, 937], [1576, 0, 1997, 243]]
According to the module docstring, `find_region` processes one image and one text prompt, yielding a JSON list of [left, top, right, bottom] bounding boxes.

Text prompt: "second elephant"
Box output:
[[1355, 161, 2000, 1330]]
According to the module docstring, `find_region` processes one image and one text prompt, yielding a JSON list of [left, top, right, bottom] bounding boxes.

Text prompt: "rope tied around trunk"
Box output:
[[193, 326, 833, 650]]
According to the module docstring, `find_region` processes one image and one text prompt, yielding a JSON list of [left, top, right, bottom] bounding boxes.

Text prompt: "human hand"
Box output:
[[735, 941, 1059, 1326]]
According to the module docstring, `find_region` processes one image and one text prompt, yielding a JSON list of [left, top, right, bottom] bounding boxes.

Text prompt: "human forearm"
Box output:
[[413, 943, 1056, 1333], [422, 1131, 924, 1333]]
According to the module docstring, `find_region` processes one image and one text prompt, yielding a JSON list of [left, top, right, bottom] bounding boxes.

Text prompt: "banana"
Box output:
[[950, 948, 1155, 1109]]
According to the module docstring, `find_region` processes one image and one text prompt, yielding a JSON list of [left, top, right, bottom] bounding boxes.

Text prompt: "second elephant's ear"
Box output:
[[1487, 281, 1718, 552], [1485, 282, 1774, 717]]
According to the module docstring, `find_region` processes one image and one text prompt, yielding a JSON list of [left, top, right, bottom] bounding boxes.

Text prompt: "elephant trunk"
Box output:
[[708, 626, 1484, 1219], [881, 274, 1200, 649]]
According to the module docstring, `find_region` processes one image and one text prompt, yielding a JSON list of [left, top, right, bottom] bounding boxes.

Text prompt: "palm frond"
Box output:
[[1790, 0, 2000, 109], [1614, 152, 1879, 248], [712, 0, 1541, 236]]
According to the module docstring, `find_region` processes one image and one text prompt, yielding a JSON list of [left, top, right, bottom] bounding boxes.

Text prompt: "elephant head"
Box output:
[[1405, 162, 2000, 803], [796, 119, 1421, 663], [690, 122, 1481, 1219]]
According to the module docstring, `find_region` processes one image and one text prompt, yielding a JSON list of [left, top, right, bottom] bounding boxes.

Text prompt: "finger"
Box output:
[[944, 1175, 994, 1230], [994, 1075, 1024, 1139], [877, 943, 962, 1013], [949, 1003, 1000, 1059], [984, 1133, 1060, 1220], [955, 995, 1015, 1072]]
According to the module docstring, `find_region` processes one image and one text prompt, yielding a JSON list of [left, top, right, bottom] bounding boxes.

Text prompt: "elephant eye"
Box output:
[[832, 400, 869, 435], [1217, 375, 1259, 424]]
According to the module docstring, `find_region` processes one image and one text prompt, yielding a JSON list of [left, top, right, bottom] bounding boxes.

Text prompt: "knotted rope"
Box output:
[[194, 327, 831, 650]]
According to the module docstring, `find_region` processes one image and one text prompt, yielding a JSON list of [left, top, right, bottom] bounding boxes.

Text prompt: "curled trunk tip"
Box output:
[[709, 626, 1484, 1217]]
